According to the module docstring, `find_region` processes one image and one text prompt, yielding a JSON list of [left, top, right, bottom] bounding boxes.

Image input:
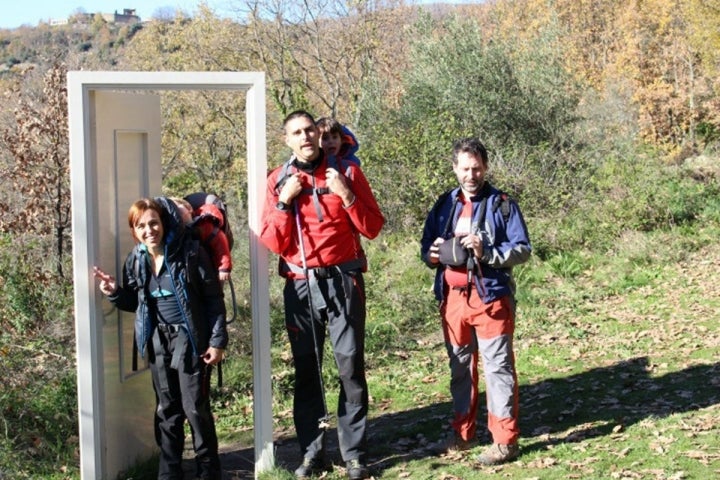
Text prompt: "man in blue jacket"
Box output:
[[421, 137, 531, 465]]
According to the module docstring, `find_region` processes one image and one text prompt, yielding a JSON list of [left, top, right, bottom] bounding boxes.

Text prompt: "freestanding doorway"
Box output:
[[68, 71, 272, 479]]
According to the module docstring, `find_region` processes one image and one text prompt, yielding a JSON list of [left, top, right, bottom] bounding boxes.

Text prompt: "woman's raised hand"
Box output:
[[93, 266, 118, 295]]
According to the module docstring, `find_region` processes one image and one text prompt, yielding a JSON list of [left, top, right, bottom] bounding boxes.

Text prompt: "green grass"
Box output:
[[2, 216, 720, 479], [243, 224, 720, 479]]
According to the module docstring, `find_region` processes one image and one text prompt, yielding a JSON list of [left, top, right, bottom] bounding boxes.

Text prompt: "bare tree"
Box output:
[[1, 63, 70, 278], [237, 0, 407, 121]]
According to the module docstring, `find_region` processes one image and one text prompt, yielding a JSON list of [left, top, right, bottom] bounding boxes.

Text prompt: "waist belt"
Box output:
[[156, 322, 183, 334], [281, 257, 365, 312], [281, 257, 366, 278], [152, 324, 189, 391]]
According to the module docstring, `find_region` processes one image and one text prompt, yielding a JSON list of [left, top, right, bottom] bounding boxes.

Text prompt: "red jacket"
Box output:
[[194, 203, 232, 273], [260, 152, 384, 277]]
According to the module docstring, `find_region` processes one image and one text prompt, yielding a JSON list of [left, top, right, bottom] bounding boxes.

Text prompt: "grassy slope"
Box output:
[[238, 223, 720, 480], [5, 206, 718, 480]]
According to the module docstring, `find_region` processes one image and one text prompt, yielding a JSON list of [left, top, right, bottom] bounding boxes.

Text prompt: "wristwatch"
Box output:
[[276, 201, 291, 211]]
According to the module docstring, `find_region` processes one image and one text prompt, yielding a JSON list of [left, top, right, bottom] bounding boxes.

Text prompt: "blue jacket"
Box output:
[[339, 125, 361, 166], [421, 183, 531, 302], [108, 197, 228, 357]]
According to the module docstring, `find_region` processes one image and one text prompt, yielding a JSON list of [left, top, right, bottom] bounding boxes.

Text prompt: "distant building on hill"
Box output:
[[48, 8, 140, 27], [101, 9, 140, 25]]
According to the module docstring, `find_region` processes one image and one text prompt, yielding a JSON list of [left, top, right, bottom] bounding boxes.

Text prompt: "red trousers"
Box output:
[[440, 287, 520, 444]]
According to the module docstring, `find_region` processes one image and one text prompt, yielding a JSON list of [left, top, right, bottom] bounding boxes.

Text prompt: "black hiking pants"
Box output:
[[284, 269, 369, 464], [149, 327, 220, 480]]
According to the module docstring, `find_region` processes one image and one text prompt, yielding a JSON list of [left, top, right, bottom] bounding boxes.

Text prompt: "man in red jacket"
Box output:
[[260, 110, 384, 480]]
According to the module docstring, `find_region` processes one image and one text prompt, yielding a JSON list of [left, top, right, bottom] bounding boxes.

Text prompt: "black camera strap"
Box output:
[[443, 191, 489, 301], [466, 196, 488, 297]]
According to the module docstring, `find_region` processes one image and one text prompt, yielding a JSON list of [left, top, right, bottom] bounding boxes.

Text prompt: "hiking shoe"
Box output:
[[436, 432, 478, 454], [194, 472, 220, 480], [195, 456, 221, 480], [475, 442, 520, 465], [294, 457, 330, 479], [345, 459, 369, 480]]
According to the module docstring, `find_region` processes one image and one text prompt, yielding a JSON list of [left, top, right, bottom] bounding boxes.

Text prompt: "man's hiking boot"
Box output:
[[475, 442, 520, 465], [345, 459, 370, 480], [435, 431, 478, 455], [294, 457, 331, 479], [195, 456, 221, 480]]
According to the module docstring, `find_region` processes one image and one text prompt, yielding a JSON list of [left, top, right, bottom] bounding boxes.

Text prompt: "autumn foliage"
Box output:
[[0, 1, 719, 478], [1, 63, 69, 277], [1, 0, 719, 269]]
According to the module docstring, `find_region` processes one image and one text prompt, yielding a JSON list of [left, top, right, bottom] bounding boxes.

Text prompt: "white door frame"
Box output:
[[67, 71, 273, 479]]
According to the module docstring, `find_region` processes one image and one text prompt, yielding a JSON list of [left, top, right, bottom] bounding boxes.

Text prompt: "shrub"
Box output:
[[0, 336, 78, 477]]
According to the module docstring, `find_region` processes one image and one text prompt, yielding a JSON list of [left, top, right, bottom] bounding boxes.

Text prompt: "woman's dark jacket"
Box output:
[[108, 196, 228, 357]]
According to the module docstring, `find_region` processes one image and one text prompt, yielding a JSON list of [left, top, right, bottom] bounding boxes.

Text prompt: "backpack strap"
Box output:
[[274, 154, 352, 222], [274, 158, 317, 197], [492, 192, 511, 222], [184, 239, 201, 292], [131, 250, 143, 372], [438, 189, 458, 238], [442, 190, 490, 238], [275, 154, 352, 190], [442, 193, 489, 303], [273, 159, 294, 193], [473, 198, 489, 233]]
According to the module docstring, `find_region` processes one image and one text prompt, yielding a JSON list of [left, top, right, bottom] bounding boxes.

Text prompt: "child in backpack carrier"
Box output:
[[316, 116, 361, 166], [173, 197, 232, 282]]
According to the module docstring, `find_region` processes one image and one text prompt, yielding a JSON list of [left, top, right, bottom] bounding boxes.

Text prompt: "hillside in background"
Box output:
[[0, 0, 719, 478], [0, 16, 140, 76]]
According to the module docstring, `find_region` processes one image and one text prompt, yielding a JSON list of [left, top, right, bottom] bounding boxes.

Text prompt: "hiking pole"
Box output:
[[294, 204, 331, 430]]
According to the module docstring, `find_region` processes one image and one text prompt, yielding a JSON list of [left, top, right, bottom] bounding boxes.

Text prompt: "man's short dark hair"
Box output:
[[283, 110, 315, 130], [452, 137, 488, 165]]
